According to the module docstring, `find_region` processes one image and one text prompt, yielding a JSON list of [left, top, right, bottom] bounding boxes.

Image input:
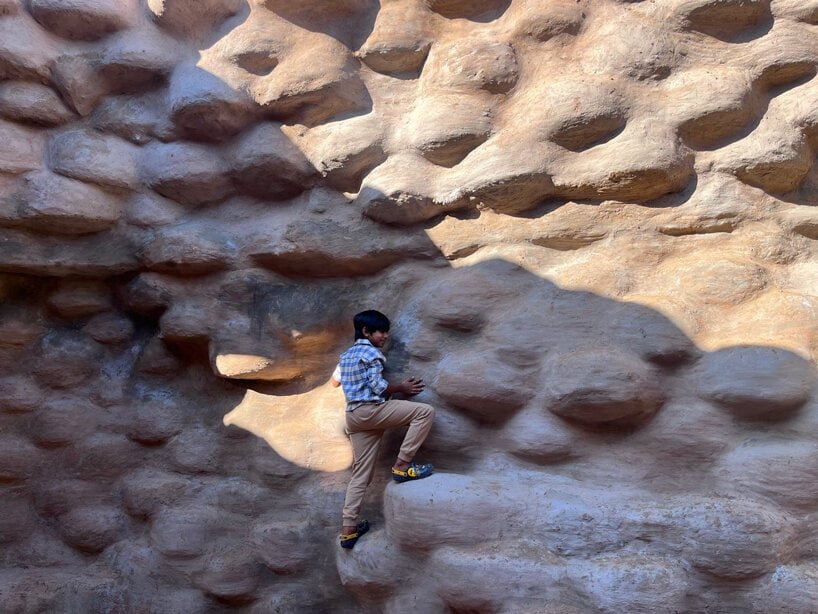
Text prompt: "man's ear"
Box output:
[[361, 326, 370, 338]]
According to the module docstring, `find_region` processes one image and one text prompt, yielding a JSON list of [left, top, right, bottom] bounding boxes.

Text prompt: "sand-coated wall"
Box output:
[[2, 0, 818, 611]]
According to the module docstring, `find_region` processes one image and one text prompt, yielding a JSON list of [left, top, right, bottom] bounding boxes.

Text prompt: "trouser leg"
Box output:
[[355, 400, 435, 463], [340, 400, 435, 525], [341, 428, 382, 526], [394, 401, 435, 463]]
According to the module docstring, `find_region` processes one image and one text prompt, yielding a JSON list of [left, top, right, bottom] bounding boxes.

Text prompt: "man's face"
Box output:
[[365, 329, 389, 348]]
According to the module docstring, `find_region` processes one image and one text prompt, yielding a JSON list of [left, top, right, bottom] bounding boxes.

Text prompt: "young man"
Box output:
[[337, 310, 435, 549]]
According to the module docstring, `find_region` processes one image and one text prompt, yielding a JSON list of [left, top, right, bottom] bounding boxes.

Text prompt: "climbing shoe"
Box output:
[[391, 463, 434, 483], [339, 520, 370, 549]]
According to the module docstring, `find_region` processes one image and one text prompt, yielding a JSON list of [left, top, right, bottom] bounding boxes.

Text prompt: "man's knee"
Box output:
[[418, 403, 435, 422]]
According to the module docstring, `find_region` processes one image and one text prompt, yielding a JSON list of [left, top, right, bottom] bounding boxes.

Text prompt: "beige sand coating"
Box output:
[[1, 0, 818, 610]]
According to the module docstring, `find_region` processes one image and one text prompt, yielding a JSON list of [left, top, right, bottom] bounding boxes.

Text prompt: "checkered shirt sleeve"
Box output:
[[338, 340, 388, 404]]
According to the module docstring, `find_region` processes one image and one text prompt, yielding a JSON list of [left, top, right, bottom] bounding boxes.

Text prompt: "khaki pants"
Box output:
[[341, 399, 435, 526]]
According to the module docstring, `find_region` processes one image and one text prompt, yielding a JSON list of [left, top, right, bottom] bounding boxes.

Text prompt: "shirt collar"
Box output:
[[354, 339, 384, 354]]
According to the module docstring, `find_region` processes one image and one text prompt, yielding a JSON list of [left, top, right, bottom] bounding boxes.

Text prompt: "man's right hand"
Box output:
[[401, 377, 425, 396]]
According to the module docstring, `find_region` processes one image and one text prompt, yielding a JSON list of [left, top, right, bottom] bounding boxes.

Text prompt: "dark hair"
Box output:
[[353, 310, 390, 340]]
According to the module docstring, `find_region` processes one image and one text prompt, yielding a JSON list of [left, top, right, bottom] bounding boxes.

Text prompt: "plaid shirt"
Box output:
[[339, 339, 388, 408]]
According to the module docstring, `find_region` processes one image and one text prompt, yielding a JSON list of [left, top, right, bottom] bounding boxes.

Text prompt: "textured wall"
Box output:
[[2, 0, 818, 611]]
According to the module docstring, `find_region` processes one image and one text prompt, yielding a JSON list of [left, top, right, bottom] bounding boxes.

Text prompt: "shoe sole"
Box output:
[[392, 469, 434, 483], [339, 521, 370, 549]]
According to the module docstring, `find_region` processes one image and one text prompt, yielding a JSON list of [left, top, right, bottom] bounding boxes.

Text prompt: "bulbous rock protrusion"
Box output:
[[47, 279, 112, 319], [147, 0, 243, 39], [197, 546, 261, 603], [139, 141, 232, 206], [167, 64, 260, 141], [678, 496, 797, 580], [356, 0, 432, 75], [48, 129, 141, 190], [716, 440, 818, 510], [0, 120, 45, 175], [424, 40, 519, 95], [29, 399, 98, 448], [425, 0, 511, 20], [0, 436, 41, 482], [0, 82, 77, 126], [56, 505, 127, 553], [434, 351, 536, 422], [150, 505, 219, 558], [543, 348, 665, 427], [12, 171, 124, 235], [228, 121, 316, 200], [142, 223, 236, 274], [675, 0, 771, 41], [26, 0, 139, 41], [694, 346, 815, 420], [0, 376, 44, 414]]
